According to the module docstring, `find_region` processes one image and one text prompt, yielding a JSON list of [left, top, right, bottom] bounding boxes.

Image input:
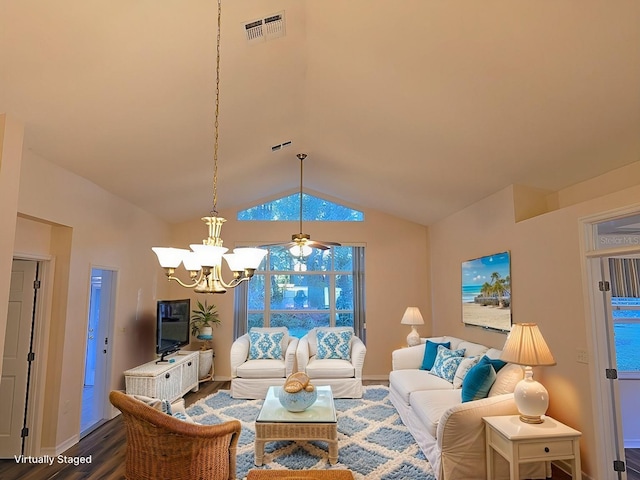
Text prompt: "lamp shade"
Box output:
[[400, 307, 424, 326], [500, 323, 556, 366]]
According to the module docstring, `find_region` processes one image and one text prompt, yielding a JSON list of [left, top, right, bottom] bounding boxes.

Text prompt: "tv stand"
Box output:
[[124, 350, 199, 402]]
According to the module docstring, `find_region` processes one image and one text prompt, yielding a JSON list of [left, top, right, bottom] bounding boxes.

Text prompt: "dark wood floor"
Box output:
[[0, 380, 636, 480]]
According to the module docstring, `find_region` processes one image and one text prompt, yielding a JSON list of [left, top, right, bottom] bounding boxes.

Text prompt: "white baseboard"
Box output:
[[363, 374, 389, 381], [40, 434, 79, 457], [625, 439, 640, 448], [213, 375, 231, 382]]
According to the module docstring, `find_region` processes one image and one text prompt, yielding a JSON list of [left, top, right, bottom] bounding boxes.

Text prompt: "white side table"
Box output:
[[483, 415, 582, 480]]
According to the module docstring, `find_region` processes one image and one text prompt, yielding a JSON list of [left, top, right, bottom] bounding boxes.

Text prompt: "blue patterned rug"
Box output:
[[186, 385, 435, 480]]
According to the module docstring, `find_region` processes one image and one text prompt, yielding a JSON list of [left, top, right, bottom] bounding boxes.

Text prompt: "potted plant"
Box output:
[[190, 300, 220, 381]]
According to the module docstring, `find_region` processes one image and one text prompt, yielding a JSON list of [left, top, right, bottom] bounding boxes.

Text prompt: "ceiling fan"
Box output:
[[272, 153, 341, 257]]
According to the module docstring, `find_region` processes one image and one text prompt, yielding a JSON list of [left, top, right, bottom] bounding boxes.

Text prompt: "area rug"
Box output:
[[186, 386, 436, 480]]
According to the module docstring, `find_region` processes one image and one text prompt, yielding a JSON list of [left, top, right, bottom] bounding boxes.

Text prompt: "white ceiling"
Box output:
[[1, 0, 639, 225]]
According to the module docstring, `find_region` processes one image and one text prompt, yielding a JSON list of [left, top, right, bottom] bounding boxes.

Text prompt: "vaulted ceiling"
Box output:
[[1, 1, 639, 225]]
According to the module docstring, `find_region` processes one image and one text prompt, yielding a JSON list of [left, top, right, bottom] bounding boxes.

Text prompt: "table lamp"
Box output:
[[500, 323, 556, 424], [400, 307, 424, 347]]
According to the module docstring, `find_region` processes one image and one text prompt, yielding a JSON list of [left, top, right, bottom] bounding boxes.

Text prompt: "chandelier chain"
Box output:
[[212, 0, 222, 216]]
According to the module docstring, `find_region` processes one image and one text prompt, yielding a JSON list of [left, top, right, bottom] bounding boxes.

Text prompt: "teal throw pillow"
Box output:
[[249, 331, 284, 360], [429, 345, 466, 383], [317, 329, 353, 360], [421, 341, 451, 370], [461, 363, 497, 402], [478, 355, 507, 373]]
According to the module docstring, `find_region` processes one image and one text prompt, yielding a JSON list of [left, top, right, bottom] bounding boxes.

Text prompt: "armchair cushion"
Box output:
[[317, 328, 353, 360], [236, 359, 287, 379], [305, 358, 355, 379], [249, 330, 284, 360]]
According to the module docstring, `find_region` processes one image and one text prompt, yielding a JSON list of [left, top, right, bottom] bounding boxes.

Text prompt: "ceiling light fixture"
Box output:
[[152, 0, 266, 294]]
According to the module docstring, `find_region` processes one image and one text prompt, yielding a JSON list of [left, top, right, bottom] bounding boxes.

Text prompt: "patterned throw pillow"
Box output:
[[429, 345, 466, 383], [317, 329, 353, 360], [249, 331, 284, 360]]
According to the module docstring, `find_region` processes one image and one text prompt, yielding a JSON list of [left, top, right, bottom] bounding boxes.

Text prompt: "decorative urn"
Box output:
[[278, 373, 317, 412]]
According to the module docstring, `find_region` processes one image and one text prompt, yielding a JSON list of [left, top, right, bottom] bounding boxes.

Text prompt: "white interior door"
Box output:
[[0, 260, 37, 457]]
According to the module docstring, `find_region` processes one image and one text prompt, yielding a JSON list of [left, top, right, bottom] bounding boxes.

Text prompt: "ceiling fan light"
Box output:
[[152, 247, 189, 268], [289, 244, 312, 258]]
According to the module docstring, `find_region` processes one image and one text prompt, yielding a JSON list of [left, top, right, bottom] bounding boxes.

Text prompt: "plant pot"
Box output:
[[197, 326, 213, 340], [199, 348, 214, 381]]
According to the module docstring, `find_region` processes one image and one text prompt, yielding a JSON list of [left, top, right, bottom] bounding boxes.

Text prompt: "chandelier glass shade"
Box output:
[[152, 0, 266, 293]]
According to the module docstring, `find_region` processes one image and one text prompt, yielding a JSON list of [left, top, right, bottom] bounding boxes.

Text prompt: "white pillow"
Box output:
[[488, 363, 524, 396], [453, 355, 480, 389]]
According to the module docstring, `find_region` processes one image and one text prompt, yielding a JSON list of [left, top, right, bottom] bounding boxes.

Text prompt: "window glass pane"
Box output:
[[614, 323, 640, 371], [248, 313, 264, 330], [271, 312, 330, 338], [336, 274, 353, 310], [333, 246, 353, 271], [270, 275, 330, 310], [238, 193, 364, 222], [248, 274, 265, 310], [336, 312, 353, 328]]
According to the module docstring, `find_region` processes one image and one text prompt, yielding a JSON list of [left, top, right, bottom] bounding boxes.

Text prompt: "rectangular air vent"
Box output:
[[271, 140, 292, 152], [244, 11, 285, 44]]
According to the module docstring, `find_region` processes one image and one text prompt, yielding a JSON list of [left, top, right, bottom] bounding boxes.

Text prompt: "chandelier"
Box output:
[[152, 0, 266, 294]]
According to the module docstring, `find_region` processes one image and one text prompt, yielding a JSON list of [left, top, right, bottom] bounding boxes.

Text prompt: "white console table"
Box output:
[[124, 350, 199, 402]]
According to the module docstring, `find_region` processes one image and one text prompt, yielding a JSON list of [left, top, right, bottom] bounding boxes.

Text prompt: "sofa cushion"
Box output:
[[461, 363, 497, 402], [456, 341, 489, 358], [410, 389, 462, 438], [317, 329, 353, 360], [478, 354, 507, 372], [489, 363, 523, 396], [430, 345, 466, 382], [389, 369, 455, 405], [453, 355, 481, 388], [420, 340, 451, 370], [236, 359, 286, 378], [306, 357, 355, 379]]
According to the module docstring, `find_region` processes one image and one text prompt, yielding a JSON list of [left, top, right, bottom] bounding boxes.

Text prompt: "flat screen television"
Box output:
[[156, 299, 191, 362]]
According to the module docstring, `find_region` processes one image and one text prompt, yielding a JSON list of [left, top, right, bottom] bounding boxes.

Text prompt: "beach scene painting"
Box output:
[[462, 251, 512, 332]]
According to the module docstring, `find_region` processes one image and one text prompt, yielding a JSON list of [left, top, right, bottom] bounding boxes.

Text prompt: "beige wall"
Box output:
[[163, 191, 430, 380], [429, 176, 640, 479], [0, 115, 24, 376], [11, 150, 170, 453]]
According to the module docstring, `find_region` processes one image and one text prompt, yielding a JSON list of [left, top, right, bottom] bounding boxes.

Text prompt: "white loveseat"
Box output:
[[389, 336, 548, 480]]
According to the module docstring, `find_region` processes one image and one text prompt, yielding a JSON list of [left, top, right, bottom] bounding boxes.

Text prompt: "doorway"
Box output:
[[583, 211, 640, 480], [80, 268, 116, 437], [0, 259, 39, 457]]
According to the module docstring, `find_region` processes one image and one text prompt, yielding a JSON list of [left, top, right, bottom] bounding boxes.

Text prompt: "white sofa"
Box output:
[[230, 327, 298, 399], [296, 327, 367, 398], [389, 336, 548, 480]]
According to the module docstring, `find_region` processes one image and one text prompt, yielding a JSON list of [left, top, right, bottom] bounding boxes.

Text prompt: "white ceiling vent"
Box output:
[[243, 12, 285, 44]]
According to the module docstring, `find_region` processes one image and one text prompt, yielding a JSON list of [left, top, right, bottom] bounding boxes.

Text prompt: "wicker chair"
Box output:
[[109, 390, 241, 480]]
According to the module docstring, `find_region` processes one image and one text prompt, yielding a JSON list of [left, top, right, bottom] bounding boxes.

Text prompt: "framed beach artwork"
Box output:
[[461, 251, 512, 332]]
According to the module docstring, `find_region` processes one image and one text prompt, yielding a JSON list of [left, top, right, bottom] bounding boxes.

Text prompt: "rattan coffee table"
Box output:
[[255, 385, 338, 466]]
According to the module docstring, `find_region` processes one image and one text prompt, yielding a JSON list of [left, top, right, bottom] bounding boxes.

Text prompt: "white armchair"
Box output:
[[296, 327, 366, 398], [230, 327, 298, 399]]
